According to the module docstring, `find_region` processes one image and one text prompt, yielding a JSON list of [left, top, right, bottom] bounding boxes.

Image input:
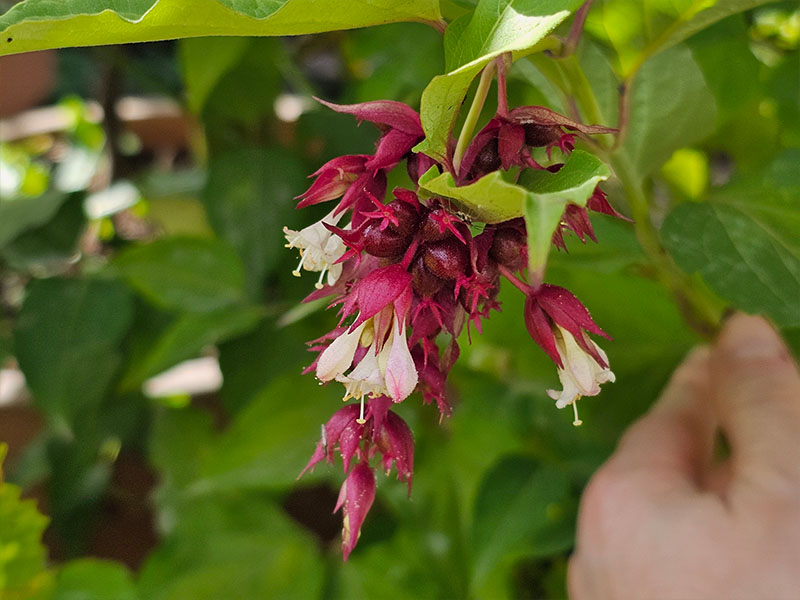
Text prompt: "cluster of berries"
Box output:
[[285, 92, 623, 559]]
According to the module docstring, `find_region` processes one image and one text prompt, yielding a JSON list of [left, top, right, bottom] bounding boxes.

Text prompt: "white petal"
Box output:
[[316, 321, 366, 382], [383, 318, 418, 402]]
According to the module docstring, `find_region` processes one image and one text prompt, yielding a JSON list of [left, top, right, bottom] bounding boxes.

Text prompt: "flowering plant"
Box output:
[[1, 0, 798, 595]]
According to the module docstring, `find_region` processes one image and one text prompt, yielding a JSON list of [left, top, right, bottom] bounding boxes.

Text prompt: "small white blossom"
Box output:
[[547, 326, 615, 426], [284, 210, 347, 288]]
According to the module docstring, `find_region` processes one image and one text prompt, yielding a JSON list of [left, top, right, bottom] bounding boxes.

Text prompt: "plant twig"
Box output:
[[452, 61, 496, 175], [560, 0, 594, 58]]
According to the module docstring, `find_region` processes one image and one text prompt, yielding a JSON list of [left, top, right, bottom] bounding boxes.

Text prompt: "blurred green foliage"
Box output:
[[0, 1, 799, 599]]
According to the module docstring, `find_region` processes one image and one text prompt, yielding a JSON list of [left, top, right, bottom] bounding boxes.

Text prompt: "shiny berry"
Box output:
[[386, 200, 420, 237], [411, 254, 446, 297], [423, 238, 469, 281], [490, 227, 526, 270], [362, 222, 410, 257]]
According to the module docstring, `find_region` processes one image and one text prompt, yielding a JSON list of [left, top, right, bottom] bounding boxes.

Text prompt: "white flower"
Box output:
[[284, 210, 347, 288], [317, 310, 419, 423], [547, 326, 615, 426]]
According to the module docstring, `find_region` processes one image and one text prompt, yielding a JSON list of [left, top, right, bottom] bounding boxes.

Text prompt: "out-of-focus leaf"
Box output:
[[470, 456, 572, 589], [0, 191, 66, 248], [202, 148, 306, 295], [179, 37, 252, 114], [662, 184, 800, 327], [0, 0, 442, 56], [138, 494, 324, 600], [113, 237, 246, 313], [14, 278, 133, 427], [200, 38, 283, 133], [53, 559, 138, 600], [346, 22, 445, 105], [0, 444, 53, 599], [586, 0, 775, 76], [199, 374, 342, 491], [0, 193, 85, 273], [416, 0, 582, 161], [614, 44, 717, 182], [120, 305, 264, 391]]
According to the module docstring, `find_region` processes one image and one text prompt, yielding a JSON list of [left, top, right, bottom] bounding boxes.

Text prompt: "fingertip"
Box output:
[[714, 313, 790, 366]]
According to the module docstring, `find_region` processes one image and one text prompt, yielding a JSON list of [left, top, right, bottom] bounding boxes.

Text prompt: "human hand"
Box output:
[[568, 314, 800, 600]]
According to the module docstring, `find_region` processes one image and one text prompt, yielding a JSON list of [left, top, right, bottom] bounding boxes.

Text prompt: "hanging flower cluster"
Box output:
[[288, 72, 624, 558]]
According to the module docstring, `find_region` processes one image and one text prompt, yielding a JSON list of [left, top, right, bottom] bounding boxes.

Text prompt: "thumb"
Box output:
[[710, 313, 800, 490]]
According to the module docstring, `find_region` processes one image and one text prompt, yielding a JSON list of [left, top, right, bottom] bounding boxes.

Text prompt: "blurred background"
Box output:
[[0, 1, 798, 598]]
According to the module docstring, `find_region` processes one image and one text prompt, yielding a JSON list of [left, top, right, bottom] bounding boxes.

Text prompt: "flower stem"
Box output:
[[533, 49, 725, 337], [452, 61, 497, 175]]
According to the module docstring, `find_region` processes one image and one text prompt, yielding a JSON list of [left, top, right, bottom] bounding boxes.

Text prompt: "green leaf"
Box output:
[[471, 456, 572, 589], [14, 278, 134, 427], [120, 305, 265, 392], [0, 0, 442, 57], [179, 37, 252, 114], [202, 148, 306, 295], [0, 191, 67, 249], [0, 444, 53, 598], [520, 150, 612, 276], [648, 0, 776, 66], [420, 168, 529, 223], [138, 494, 323, 600], [113, 237, 246, 313], [416, 0, 582, 161], [53, 559, 138, 600], [614, 44, 717, 182], [585, 0, 775, 76], [662, 185, 800, 328]]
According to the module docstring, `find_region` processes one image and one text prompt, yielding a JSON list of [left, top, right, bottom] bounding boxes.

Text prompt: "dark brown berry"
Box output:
[[420, 209, 452, 242], [523, 124, 561, 147], [386, 200, 420, 238], [490, 227, 526, 270], [423, 238, 469, 281], [411, 254, 446, 297], [473, 138, 501, 176], [362, 222, 410, 257]]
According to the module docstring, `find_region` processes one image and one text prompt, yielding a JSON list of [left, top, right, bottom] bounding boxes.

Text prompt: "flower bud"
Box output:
[[423, 238, 469, 281]]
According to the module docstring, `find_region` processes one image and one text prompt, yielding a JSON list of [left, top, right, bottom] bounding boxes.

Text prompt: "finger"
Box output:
[[710, 313, 800, 488], [607, 346, 715, 492]]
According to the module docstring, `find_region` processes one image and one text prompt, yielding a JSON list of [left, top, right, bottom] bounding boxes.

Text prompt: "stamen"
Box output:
[[292, 251, 307, 277], [321, 424, 327, 449], [571, 399, 583, 427], [356, 396, 366, 424], [315, 267, 327, 290]]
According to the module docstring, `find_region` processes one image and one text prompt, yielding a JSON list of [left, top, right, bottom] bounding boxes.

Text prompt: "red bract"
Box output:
[[335, 462, 375, 561], [299, 398, 415, 558]]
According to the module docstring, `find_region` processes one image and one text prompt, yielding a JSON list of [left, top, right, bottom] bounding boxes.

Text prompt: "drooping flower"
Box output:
[[283, 210, 347, 288], [523, 284, 614, 425], [547, 325, 615, 425]]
